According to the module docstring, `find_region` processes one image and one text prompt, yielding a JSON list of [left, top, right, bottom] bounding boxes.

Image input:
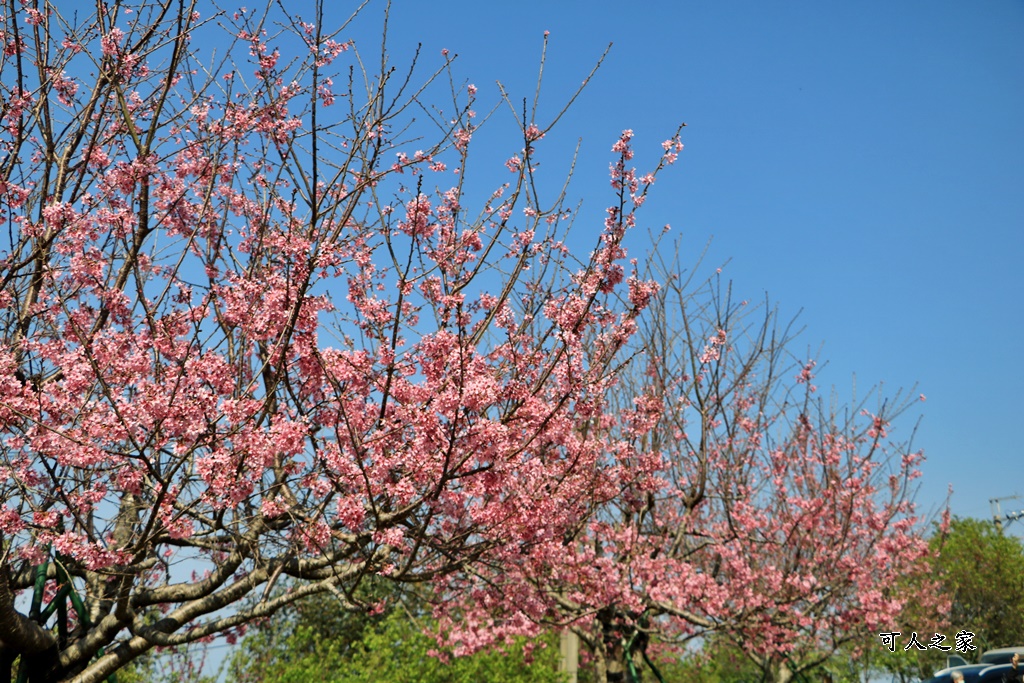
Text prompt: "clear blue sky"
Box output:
[[32, 4, 1018, 677], [320, 1, 1024, 528]]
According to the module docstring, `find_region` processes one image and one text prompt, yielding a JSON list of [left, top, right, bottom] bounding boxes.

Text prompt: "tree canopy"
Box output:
[[437, 252, 934, 683], [0, 1, 934, 682], [934, 517, 1024, 652]]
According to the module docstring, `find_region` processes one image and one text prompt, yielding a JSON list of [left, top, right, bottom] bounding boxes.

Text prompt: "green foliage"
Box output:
[[870, 517, 1024, 682], [227, 590, 564, 683], [655, 636, 886, 683], [651, 642, 766, 683], [111, 643, 220, 683], [933, 517, 1024, 651], [654, 639, 863, 683]]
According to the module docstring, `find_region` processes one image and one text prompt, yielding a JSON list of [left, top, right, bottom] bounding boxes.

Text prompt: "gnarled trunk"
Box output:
[[0, 569, 60, 683]]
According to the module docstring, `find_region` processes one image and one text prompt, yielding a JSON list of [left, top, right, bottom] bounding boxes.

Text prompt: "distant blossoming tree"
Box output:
[[438, 248, 937, 683], [0, 1, 679, 681]]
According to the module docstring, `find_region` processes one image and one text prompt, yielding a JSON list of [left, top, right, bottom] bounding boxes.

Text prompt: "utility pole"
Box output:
[[990, 494, 1024, 532]]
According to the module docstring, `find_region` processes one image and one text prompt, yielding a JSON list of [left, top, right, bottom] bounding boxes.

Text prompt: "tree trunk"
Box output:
[[772, 660, 794, 683], [0, 571, 55, 655], [0, 570, 61, 683]]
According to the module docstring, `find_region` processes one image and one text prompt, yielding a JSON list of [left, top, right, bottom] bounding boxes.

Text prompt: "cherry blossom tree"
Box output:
[[437, 248, 937, 683], [0, 1, 679, 681]]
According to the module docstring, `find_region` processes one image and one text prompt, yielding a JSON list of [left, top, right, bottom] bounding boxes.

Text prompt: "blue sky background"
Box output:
[[347, 0, 1024, 528], [289, 1, 1024, 529]]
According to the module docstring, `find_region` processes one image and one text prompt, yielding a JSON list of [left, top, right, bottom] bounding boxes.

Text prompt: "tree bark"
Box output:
[[0, 569, 56, 655]]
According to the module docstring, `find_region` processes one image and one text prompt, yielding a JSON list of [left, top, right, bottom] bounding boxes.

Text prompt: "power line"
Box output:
[[989, 494, 1024, 532]]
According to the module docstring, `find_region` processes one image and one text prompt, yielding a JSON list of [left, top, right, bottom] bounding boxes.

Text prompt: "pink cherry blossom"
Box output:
[[0, 5, 931, 683]]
